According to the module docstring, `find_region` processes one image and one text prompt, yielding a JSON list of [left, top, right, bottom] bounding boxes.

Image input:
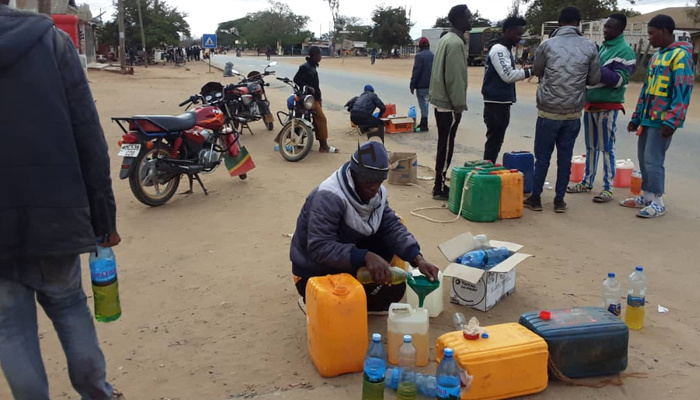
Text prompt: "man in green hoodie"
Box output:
[[567, 13, 636, 203], [429, 4, 471, 200]]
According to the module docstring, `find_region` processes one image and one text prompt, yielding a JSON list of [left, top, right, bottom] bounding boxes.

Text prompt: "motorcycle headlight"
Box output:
[[303, 95, 315, 110], [241, 95, 253, 106]]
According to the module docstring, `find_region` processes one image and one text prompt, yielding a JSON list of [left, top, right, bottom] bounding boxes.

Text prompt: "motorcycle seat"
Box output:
[[131, 112, 197, 132]]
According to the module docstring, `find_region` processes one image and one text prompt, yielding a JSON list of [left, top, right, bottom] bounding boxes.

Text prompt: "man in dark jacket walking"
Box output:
[[349, 85, 386, 135], [0, 4, 122, 400], [293, 46, 337, 153], [481, 16, 533, 163], [291, 142, 439, 313], [410, 37, 434, 132]]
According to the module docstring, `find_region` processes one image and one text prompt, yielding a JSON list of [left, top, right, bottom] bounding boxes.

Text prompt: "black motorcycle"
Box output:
[[224, 61, 277, 132], [274, 76, 316, 162]]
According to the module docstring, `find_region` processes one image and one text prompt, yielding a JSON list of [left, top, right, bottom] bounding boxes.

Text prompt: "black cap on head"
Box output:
[[649, 14, 675, 34], [559, 6, 581, 25]]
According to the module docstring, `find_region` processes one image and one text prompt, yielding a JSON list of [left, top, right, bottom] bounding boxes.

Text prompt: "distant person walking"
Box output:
[[0, 3, 123, 400], [567, 13, 636, 203], [293, 46, 338, 153], [429, 4, 471, 200], [621, 14, 694, 218], [523, 6, 600, 213], [410, 37, 434, 132], [480, 16, 533, 164], [371, 48, 377, 65]]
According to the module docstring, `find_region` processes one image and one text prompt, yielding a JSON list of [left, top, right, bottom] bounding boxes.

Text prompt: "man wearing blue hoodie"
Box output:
[[0, 3, 122, 399]]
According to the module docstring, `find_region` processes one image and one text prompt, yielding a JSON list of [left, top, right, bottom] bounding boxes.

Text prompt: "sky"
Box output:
[[83, 0, 695, 39]]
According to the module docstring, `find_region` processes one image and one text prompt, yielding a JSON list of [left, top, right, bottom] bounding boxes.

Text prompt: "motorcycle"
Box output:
[[112, 94, 247, 207], [226, 61, 277, 132], [274, 76, 316, 162]]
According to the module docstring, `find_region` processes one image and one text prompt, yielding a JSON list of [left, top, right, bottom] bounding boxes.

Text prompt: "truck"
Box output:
[[421, 27, 501, 66]]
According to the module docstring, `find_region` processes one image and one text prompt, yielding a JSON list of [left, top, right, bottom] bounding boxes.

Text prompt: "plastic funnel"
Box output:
[[407, 275, 440, 308]]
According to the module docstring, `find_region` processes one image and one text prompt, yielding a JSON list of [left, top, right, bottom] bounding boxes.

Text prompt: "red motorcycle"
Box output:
[[112, 94, 252, 207]]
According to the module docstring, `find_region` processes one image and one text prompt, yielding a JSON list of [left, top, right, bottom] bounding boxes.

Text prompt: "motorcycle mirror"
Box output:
[[215, 92, 222, 98], [268, 61, 278, 67], [231, 69, 240, 75]]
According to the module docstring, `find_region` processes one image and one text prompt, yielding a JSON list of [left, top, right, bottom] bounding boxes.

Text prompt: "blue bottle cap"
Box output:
[[372, 333, 382, 342], [403, 335, 412, 343], [636, 266, 644, 272], [608, 272, 615, 278], [482, 333, 489, 339], [444, 348, 454, 357]]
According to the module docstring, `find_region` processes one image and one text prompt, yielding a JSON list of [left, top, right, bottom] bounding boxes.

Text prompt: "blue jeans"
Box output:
[[582, 110, 618, 191], [638, 126, 673, 195], [0, 255, 113, 400], [532, 117, 581, 201], [416, 88, 430, 120]]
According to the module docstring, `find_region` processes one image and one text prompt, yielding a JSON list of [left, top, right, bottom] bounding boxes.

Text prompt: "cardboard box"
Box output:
[[439, 232, 532, 311], [388, 152, 418, 185]]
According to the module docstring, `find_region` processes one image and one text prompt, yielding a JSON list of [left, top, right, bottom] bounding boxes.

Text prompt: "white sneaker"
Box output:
[[297, 297, 306, 315]]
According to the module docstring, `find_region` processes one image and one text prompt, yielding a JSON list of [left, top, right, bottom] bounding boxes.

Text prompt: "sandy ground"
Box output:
[[2, 58, 700, 400]]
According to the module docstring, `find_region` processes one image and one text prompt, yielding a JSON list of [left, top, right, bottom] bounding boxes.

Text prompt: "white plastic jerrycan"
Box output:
[[387, 303, 429, 367], [406, 269, 444, 318]]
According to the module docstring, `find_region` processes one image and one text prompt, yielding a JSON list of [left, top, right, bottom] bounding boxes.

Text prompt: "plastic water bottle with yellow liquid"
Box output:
[[624, 266, 647, 329], [356, 266, 411, 285], [89, 244, 122, 322], [362, 333, 387, 400]]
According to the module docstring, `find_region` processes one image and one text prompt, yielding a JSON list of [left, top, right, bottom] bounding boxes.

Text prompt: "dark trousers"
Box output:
[[434, 109, 463, 192], [351, 112, 385, 135], [532, 117, 581, 201], [483, 103, 511, 163], [295, 235, 406, 312]]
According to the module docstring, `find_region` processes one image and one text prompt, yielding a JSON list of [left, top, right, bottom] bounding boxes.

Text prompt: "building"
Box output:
[[628, 7, 700, 64]]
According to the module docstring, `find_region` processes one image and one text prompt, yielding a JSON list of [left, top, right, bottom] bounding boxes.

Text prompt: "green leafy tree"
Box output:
[[216, 1, 311, 49], [433, 10, 492, 29], [688, 0, 700, 24], [99, 0, 190, 50], [523, 0, 639, 35], [371, 6, 413, 52]]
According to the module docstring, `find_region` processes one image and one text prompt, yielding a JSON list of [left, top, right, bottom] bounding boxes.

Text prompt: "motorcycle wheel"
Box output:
[[128, 146, 181, 207], [278, 120, 314, 162]]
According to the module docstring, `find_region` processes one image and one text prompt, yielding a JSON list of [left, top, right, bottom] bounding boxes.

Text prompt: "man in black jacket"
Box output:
[[410, 37, 434, 132], [293, 46, 338, 153], [349, 85, 386, 135], [481, 16, 533, 163], [0, 3, 122, 399]]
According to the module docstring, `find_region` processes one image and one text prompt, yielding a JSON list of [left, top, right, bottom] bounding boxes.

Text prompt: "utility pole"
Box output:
[[37, 0, 51, 15], [118, 0, 126, 73], [136, 0, 147, 67]]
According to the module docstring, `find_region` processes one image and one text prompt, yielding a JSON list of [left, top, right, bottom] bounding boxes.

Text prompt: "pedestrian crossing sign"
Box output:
[[202, 34, 217, 49]]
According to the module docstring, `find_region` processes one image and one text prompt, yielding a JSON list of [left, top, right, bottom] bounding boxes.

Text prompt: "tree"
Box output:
[[335, 15, 370, 42], [100, 0, 190, 50], [433, 10, 492, 29], [371, 6, 413, 52], [522, 0, 639, 35], [688, 0, 700, 24], [216, 1, 311, 49]]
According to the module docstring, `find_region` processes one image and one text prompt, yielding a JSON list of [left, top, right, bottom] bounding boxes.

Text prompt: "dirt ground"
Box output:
[[2, 59, 699, 400]]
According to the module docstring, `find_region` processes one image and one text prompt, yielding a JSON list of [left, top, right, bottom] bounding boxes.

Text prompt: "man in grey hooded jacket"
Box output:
[[0, 3, 122, 399], [524, 6, 601, 213]]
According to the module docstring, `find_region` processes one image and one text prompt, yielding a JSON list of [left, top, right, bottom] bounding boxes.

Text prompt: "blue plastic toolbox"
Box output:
[[519, 307, 629, 378], [503, 151, 534, 193]]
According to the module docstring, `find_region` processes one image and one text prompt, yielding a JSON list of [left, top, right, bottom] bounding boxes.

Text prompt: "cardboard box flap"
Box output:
[[439, 233, 475, 262], [489, 240, 523, 253], [389, 117, 416, 124], [444, 262, 486, 284], [489, 252, 532, 273]]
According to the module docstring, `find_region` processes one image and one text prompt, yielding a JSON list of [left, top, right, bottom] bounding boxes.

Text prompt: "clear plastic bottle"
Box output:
[[357, 266, 411, 285], [362, 333, 387, 400], [89, 244, 122, 322], [602, 272, 622, 317], [437, 348, 462, 399], [625, 266, 648, 330], [472, 234, 490, 249], [385, 368, 437, 397], [453, 312, 467, 331], [630, 170, 642, 196], [457, 247, 510, 268], [397, 335, 417, 400]]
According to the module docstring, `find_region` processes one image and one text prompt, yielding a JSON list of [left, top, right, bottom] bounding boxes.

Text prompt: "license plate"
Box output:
[[118, 144, 141, 157]]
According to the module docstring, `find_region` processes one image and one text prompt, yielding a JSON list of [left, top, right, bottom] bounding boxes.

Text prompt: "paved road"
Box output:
[[213, 54, 699, 181]]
